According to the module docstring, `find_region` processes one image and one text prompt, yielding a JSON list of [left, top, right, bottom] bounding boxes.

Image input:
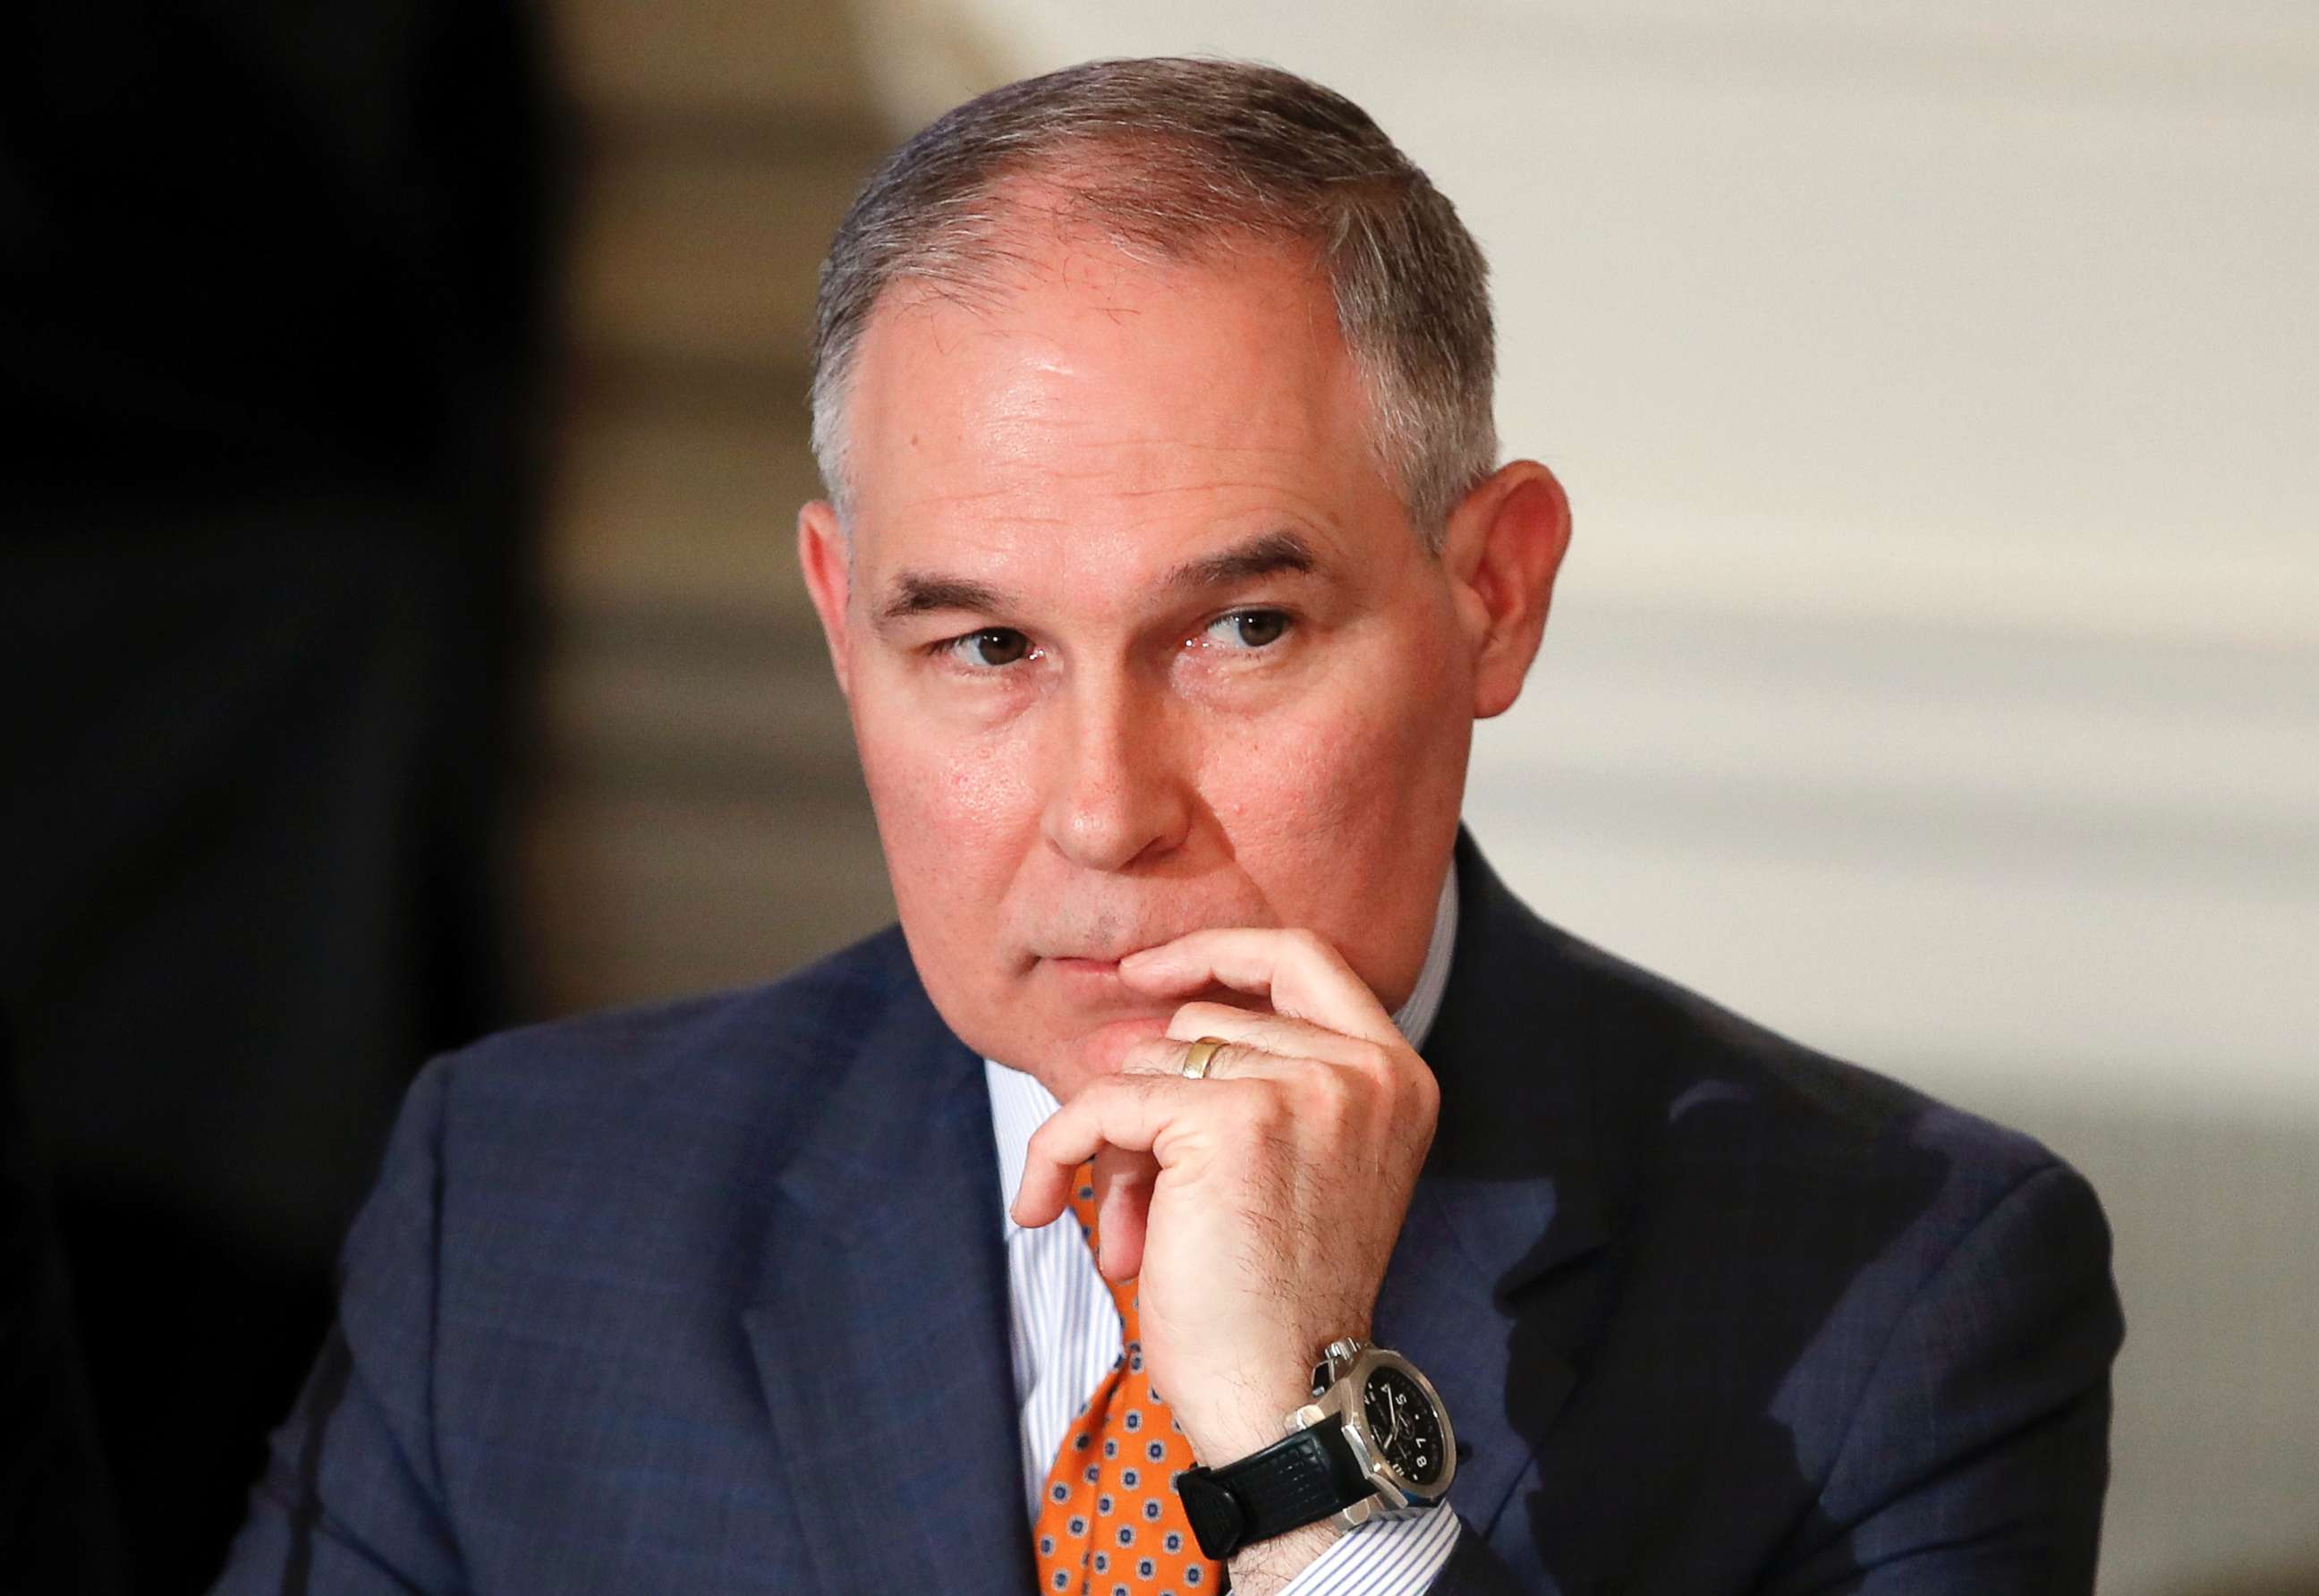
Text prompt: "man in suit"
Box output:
[[217, 58, 2122, 1594]]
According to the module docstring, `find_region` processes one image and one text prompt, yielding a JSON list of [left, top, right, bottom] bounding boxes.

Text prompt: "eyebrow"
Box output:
[[876, 573, 1012, 624], [874, 530, 1321, 626], [1164, 530, 1318, 591]]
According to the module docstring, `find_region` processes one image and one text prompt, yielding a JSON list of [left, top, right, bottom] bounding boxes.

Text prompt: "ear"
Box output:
[[1441, 461, 1572, 720], [797, 499, 854, 699]]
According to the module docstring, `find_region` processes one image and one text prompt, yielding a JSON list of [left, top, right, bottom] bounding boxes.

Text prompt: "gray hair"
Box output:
[[808, 57, 1498, 548]]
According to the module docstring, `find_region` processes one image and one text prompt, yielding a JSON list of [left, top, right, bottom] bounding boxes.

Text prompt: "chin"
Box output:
[[983, 1010, 1174, 1100], [1080, 1012, 1175, 1073]]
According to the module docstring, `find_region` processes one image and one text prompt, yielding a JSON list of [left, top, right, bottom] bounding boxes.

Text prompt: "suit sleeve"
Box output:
[[1424, 1519, 1529, 1595], [210, 1061, 468, 1595], [1768, 1160, 2126, 1594]]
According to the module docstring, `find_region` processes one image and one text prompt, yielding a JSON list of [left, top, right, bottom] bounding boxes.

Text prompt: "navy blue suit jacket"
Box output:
[[217, 836, 2122, 1593]]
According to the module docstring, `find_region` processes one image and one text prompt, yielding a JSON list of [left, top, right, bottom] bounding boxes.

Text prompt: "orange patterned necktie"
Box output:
[[1032, 1163, 1227, 1596]]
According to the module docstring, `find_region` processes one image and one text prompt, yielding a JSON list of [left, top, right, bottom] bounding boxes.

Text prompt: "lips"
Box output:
[[1034, 936, 1170, 966], [1039, 931, 1199, 966], [1044, 954, 1129, 973], [1027, 907, 1268, 970]]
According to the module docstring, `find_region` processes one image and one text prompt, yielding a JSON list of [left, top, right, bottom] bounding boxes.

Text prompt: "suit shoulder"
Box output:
[[438, 925, 912, 1092], [1579, 926, 2049, 1165], [1542, 922, 2119, 1398], [1472, 891, 2083, 1242], [402, 925, 922, 1184]]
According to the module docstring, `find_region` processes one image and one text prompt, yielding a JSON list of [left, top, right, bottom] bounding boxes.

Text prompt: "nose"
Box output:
[[1039, 674, 1194, 873]]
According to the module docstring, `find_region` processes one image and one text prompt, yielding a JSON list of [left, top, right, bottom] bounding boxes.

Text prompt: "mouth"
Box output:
[[1027, 911, 1261, 981], [1036, 934, 1177, 972], [1047, 955, 1124, 976]]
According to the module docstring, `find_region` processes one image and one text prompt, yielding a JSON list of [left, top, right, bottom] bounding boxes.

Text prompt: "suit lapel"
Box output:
[[743, 964, 1035, 1596], [1376, 833, 1610, 1535]]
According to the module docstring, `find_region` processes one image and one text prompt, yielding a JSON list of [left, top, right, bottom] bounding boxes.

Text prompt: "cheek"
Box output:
[[855, 702, 1037, 897], [1203, 684, 1435, 859], [1217, 620, 1472, 874]]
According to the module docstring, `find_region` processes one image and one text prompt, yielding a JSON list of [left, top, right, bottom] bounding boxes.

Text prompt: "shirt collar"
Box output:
[[985, 867, 1461, 1232]]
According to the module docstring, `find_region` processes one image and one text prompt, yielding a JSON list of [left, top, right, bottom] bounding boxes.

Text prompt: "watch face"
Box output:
[[1361, 1365, 1447, 1488]]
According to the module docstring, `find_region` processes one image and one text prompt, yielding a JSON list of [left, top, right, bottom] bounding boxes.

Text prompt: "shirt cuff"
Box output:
[[1272, 1502, 1461, 1596]]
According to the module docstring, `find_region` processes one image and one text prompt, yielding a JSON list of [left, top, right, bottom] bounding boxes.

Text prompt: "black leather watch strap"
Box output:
[[1174, 1420, 1375, 1559]]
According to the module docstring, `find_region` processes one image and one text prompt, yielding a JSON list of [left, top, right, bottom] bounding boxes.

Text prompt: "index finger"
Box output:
[[1117, 927, 1399, 1046]]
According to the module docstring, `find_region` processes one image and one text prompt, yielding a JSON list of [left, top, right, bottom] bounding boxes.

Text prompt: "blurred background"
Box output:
[[3, 0, 2312, 1590]]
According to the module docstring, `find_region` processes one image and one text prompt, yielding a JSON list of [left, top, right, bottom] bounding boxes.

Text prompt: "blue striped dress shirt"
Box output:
[[986, 870, 1463, 1594]]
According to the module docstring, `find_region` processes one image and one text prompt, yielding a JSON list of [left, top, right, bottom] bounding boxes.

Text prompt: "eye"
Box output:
[[1201, 609, 1291, 650], [939, 627, 1036, 669]]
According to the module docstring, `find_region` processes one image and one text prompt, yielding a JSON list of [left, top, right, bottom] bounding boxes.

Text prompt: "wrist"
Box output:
[[1173, 1347, 1327, 1468], [1174, 1337, 1457, 1561], [1226, 1518, 1343, 1596], [1182, 1386, 1311, 1472]]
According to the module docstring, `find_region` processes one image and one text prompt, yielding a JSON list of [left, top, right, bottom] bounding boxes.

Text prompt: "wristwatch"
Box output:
[[1173, 1338, 1457, 1560]]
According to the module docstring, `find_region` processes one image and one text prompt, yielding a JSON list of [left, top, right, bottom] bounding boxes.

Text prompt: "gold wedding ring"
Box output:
[[1181, 1036, 1227, 1080]]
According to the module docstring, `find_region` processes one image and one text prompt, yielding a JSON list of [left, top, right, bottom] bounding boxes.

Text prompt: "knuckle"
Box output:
[[1173, 1000, 1239, 1033], [1259, 1014, 1314, 1056], [1284, 1059, 1358, 1134], [1305, 1057, 1355, 1105], [1238, 1075, 1294, 1133], [1205, 1040, 1259, 1080], [1080, 1074, 1136, 1113], [1411, 1065, 1441, 1117], [1287, 927, 1333, 961], [1120, 1037, 1174, 1074]]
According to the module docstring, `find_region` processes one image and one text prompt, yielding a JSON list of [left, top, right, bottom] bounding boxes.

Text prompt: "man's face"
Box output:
[[801, 237, 1487, 1097]]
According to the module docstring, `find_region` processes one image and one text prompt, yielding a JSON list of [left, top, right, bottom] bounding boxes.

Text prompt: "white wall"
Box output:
[[856, 5, 2319, 1590]]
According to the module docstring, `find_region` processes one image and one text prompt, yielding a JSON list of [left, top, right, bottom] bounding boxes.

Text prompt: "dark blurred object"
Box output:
[[0, 0, 562, 1587], [0, 1014, 124, 1596]]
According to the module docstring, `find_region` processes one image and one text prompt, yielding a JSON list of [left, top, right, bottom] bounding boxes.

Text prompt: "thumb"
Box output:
[[1092, 1147, 1157, 1281]]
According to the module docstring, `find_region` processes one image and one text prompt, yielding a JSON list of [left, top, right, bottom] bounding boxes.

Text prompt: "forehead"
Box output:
[[839, 236, 1402, 582]]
